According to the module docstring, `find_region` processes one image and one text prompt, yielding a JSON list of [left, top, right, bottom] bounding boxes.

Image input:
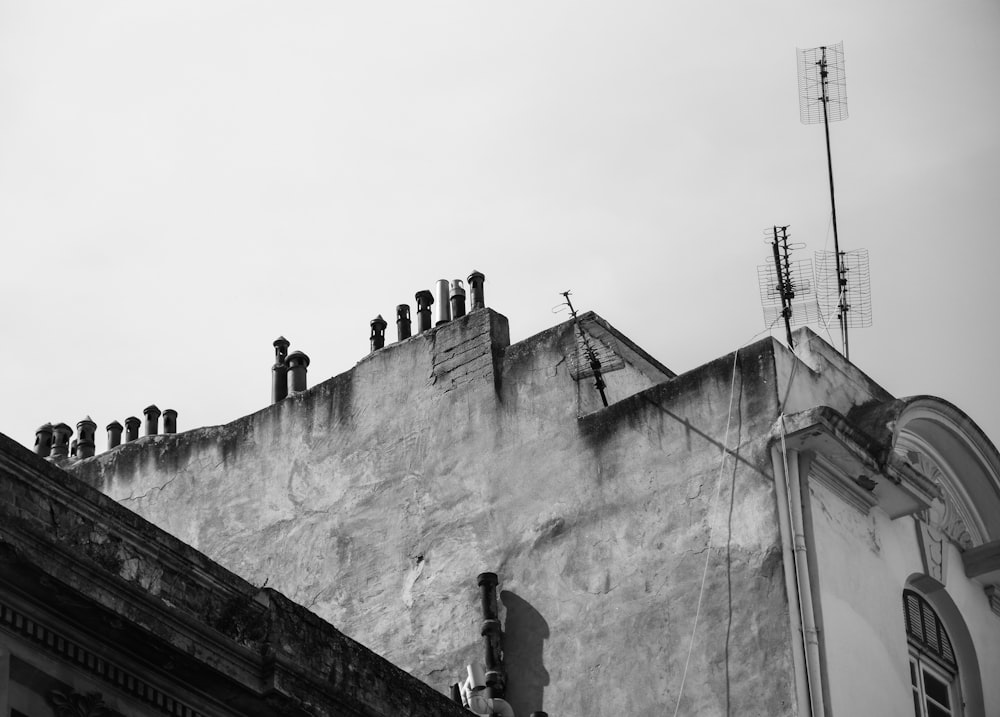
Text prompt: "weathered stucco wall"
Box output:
[[807, 474, 1000, 717], [70, 309, 795, 716]]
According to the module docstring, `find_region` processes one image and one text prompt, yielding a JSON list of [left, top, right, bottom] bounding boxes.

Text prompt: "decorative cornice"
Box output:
[[0, 599, 202, 717]]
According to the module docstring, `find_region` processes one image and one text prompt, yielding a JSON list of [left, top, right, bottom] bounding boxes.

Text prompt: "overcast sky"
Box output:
[[1, 1, 998, 453]]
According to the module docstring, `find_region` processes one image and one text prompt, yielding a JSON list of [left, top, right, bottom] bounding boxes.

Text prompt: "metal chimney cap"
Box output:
[[415, 289, 434, 303], [52, 422, 72, 434], [106, 420, 123, 431], [450, 279, 466, 297], [286, 350, 310, 367], [124, 416, 141, 427], [76, 416, 97, 429], [273, 336, 290, 349], [162, 408, 178, 418], [36, 423, 53, 433], [370, 314, 388, 329], [468, 269, 485, 282], [143, 405, 161, 416]]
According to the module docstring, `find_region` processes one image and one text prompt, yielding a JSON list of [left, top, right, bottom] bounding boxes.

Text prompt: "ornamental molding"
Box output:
[[0, 599, 203, 717], [895, 443, 983, 550]]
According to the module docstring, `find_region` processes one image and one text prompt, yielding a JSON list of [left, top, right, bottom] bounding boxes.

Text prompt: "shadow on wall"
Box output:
[[500, 590, 549, 715]]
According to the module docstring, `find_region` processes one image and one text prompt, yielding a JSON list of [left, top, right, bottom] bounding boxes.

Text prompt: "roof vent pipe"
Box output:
[[476, 571, 505, 700], [124, 416, 141, 443], [272, 336, 290, 404], [143, 405, 161, 436], [286, 351, 310, 394], [396, 304, 411, 341], [434, 280, 451, 326], [51, 423, 72, 458], [34, 423, 53, 457], [106, 420, 123, 449], [468, 270, 485, 310], [76, 416, 97, 459], [163, 409, 178, 434], [70, 439, 78, 458], [415, 290, 433, 333], [450, 280, 466, 319], [370, 315, 387, 352]]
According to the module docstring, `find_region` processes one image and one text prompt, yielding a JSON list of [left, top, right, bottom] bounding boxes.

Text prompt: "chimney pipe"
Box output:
[[450, 279, 467, 319], [370, 314, 388, 352], [34, 423, 53, 457], [124, 416, 141, 442], [143, 405, 161, 436], [70, 439, 78, 458], [434, 280, 451, 326], [468, 270, 486, 310], [76, 416, 97, 459], [272, 336, 290, 404], [476, 571, 504, 700], [51, 423, 72, 459], [415, 290, 434, 333], [163, 409, 178, 434], [106, 420, 123, 449], [396, 304, 411, 341], [286, 351, 310, 394]]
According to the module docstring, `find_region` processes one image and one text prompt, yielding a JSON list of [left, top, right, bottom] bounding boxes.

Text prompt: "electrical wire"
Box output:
[[670, 346, 741, 717]]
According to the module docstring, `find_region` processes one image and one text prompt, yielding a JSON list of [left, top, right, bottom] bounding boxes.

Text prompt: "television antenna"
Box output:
[[558, 291, 609, 407], [798, 42, 862, 358], [757, 225, 819, 349]]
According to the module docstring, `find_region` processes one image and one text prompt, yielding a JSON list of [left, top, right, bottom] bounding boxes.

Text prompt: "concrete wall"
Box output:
[[70, 309, 796, 716]]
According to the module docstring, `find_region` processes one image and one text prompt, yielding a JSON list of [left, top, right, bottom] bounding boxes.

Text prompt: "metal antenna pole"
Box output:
[[818, 46, 849, 359], [561, 291, 608, 407], [771, 226, 795, 349]]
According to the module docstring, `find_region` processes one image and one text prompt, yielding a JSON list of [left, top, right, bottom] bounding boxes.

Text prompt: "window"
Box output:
[[904, 590, 961, 717]]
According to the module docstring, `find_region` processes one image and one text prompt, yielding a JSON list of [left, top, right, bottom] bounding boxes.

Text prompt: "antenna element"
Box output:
[[560, 291, 609, 408], [797, 42, 854, 357]]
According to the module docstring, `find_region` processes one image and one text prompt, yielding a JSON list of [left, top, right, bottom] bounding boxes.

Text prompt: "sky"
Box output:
[[1, 1, 998, 454]]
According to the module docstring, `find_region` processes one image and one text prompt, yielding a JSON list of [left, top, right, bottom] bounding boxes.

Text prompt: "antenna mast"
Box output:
[[560, 291, 608, 408], [771, 226, 796, 348], [757, 226, 818, 348], [798, 42, 851, 357]]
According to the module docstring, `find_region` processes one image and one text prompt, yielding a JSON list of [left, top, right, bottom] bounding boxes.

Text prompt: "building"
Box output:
[[0, 430, 472, 717], [7, 281, 1000, 716]]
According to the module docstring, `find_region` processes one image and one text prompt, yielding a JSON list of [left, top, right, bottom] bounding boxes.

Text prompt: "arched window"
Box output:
[[904, 589, 961, 717]]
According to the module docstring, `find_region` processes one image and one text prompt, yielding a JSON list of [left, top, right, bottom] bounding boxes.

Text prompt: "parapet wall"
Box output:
[[69, 308, 796, 716]]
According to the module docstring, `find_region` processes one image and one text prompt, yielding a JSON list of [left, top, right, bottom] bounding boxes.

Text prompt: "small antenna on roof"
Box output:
[[797, 41, 869, 359], [757, 225, 819, 349], [560, 291, 609, 407]]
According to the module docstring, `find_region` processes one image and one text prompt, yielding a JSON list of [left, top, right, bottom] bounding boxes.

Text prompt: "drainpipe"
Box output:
[[468, 270, 485, 310], [415, 290, 433, 333], [771, 443, 811, 717], [477, 572, 504, 700], [396, 304, 411, 342], [772, 433, 826, 717]]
